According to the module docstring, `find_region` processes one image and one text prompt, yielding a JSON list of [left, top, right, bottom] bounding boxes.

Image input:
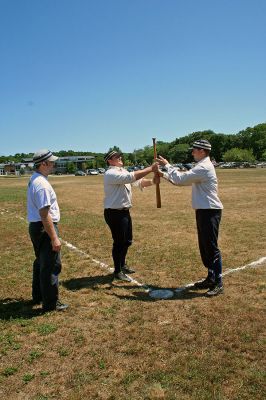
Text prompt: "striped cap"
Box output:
[[104, 150, 121, 162], [190, 139, 212, 151], [33, 149, 58, 164]]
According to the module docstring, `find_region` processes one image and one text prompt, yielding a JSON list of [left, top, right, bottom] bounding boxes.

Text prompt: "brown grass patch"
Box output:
[[0, 170, 265, 399]]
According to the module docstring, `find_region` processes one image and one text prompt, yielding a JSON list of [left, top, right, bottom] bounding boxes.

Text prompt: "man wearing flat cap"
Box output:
[[27, 149, 68, 312], [104, 150, 158, 282], [156, 139, 224, 296]]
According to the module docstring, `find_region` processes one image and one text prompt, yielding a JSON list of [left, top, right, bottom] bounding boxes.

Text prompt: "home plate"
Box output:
[[149, 289, 174, 299]]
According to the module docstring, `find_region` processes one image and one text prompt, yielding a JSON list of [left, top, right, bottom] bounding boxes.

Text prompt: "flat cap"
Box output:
[[189, 139, 212, 151], [104, 150, 121, 162], [33, 149, 58, 164]]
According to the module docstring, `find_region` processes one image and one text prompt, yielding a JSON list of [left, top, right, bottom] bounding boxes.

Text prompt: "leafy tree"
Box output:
[[66, 162, 76, 174], [107, 146, 123, 154], [223, 148, 255, 162], [168, 144, 190, 163], [261, 150, 266, 161]]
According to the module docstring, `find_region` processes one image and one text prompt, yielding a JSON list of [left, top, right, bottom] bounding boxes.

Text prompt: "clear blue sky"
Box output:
[[1, 0, 265, 155]]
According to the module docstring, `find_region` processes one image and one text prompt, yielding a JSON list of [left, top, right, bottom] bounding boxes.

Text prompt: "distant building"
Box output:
[[55, 156, 95, 173], [0, 155, 95, 175], [0, 164, 5, 175]]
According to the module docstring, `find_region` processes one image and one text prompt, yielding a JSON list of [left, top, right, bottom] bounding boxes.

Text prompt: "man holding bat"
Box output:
[[156, 139, 224, 297], [104, 150, 158, 282]]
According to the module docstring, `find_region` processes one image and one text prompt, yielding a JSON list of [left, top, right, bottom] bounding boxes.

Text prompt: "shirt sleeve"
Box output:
[[163, 164, 206, 186], [131, 178, 144, 191], [34, 188, 51, 210], [105, 170, 136, 185]]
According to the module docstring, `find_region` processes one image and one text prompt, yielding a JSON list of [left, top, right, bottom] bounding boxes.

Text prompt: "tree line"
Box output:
[[1, 122, 265, 167]]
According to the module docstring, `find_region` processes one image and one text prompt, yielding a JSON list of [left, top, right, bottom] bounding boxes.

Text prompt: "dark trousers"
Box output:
[[29, 222, 62, 311], [196, 209, 222, 285], [104, 209, 132, 274]]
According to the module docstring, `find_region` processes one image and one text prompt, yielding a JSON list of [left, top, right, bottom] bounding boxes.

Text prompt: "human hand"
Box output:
[[151, 162, 159, 173], [51, 237, 61, 252], [155, 155, 169, 166]]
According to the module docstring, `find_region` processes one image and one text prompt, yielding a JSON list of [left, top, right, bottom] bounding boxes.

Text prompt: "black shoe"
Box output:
[[122, 265, 135, 274], [192, 278, 215, 290], [56, 300, 69, 311], [113, 272, 131, 282], [206, 285, 224, 297], [31, 299, 41, 305], [43, 300, 69, 312]]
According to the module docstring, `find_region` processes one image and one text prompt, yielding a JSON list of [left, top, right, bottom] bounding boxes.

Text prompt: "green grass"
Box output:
[[0, 170, 265, 399]]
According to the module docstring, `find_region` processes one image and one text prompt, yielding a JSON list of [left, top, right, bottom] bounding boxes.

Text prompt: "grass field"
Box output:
[[0, 169, 265, 400]]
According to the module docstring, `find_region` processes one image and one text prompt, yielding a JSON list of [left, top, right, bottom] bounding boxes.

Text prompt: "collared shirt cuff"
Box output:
[[130, 171, 137, 182]]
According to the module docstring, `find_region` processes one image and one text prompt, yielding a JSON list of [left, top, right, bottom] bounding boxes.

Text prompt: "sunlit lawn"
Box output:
[[0, 169, 265, 399]]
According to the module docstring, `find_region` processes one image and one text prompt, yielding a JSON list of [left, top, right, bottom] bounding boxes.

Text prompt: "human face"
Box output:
[[108, 155, 123, 167], [39, 160, 55, 176], [192, 148, 206, 162]]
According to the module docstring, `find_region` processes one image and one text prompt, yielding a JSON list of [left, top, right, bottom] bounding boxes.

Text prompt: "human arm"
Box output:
[[105, 163, 158, 185], [140, 178, 153, 188], [133, 163, 158, 180], [156, 156, 203, 186], [133, 164, 160, 189], [39, 207, 61, 252]]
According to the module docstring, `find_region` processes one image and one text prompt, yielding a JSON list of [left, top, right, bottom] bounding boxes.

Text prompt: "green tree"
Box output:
[[66, 162, 76, 174], [168, 144, 189, 163], [261, 150, 266, 161], [223, 148, 255, 162]]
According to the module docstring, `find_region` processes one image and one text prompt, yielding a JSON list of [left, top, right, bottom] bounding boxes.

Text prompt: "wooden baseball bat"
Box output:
[[152, 138, 162, 208]]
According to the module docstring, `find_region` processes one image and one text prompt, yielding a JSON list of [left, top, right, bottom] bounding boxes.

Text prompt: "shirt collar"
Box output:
[[108, 166, 124, 171], [197, 156, 210, 165]]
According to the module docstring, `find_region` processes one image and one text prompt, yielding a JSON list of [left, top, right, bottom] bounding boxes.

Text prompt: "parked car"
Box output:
[[257, 162, 266, 168], [97, 168, 106, 174], [220, 162, 237, 169], [183, 163, 193, 170], [87, 169, 99, 175], [173, 163, 185, 171], [75, 170, 86, 176]]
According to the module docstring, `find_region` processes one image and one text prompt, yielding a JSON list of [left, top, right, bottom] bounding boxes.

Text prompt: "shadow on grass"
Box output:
[[112, 286, 208, 302], [0, 298, 43, 320], [63, 275, 208, 301], [62, 274, 114, 291]]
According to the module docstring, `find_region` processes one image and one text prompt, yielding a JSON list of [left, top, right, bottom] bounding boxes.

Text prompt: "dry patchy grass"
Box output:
[[0, 169, 265, 400]]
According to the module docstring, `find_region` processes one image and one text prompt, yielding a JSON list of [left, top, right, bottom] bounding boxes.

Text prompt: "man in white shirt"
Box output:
[[157, 140, 224, 296], [27, 149, 68, 312], [104, 150, 158, 282]]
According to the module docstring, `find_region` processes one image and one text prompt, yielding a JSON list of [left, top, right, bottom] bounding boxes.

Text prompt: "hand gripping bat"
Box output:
[[152, 138, 162, 208]]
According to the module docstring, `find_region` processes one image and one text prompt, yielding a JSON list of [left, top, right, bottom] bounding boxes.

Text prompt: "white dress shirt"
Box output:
[[163, 157, 223, 210], [27, 172, 60, 222], [104, 166, 143, 209]]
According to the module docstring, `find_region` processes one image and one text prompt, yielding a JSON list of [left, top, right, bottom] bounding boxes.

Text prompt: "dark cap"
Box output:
[[189, 139, 212, 151], [104, 150, 121, 162], [33, 149, 58, 164]]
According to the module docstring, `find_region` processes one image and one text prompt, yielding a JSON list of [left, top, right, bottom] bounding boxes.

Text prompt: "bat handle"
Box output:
[[156, 183, 161, 208]]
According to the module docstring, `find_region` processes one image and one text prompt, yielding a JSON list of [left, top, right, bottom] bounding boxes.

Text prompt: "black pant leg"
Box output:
[[104, 209, 132, 274], [29, 222, 62, 310], [196, 209, 222, 283]]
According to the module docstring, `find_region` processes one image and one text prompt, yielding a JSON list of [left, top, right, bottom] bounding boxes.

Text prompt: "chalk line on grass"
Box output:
[[222, 257, 266, 276], [61, 238, 266, 296], [1, 210, 265, 296], [61, 239, 148, 288], [173, 256, 266, 295]]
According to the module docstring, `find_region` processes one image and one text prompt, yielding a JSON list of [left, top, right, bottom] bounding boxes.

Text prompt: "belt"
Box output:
[[106, 208, 129, 211], [29, 221, 58, 225]]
